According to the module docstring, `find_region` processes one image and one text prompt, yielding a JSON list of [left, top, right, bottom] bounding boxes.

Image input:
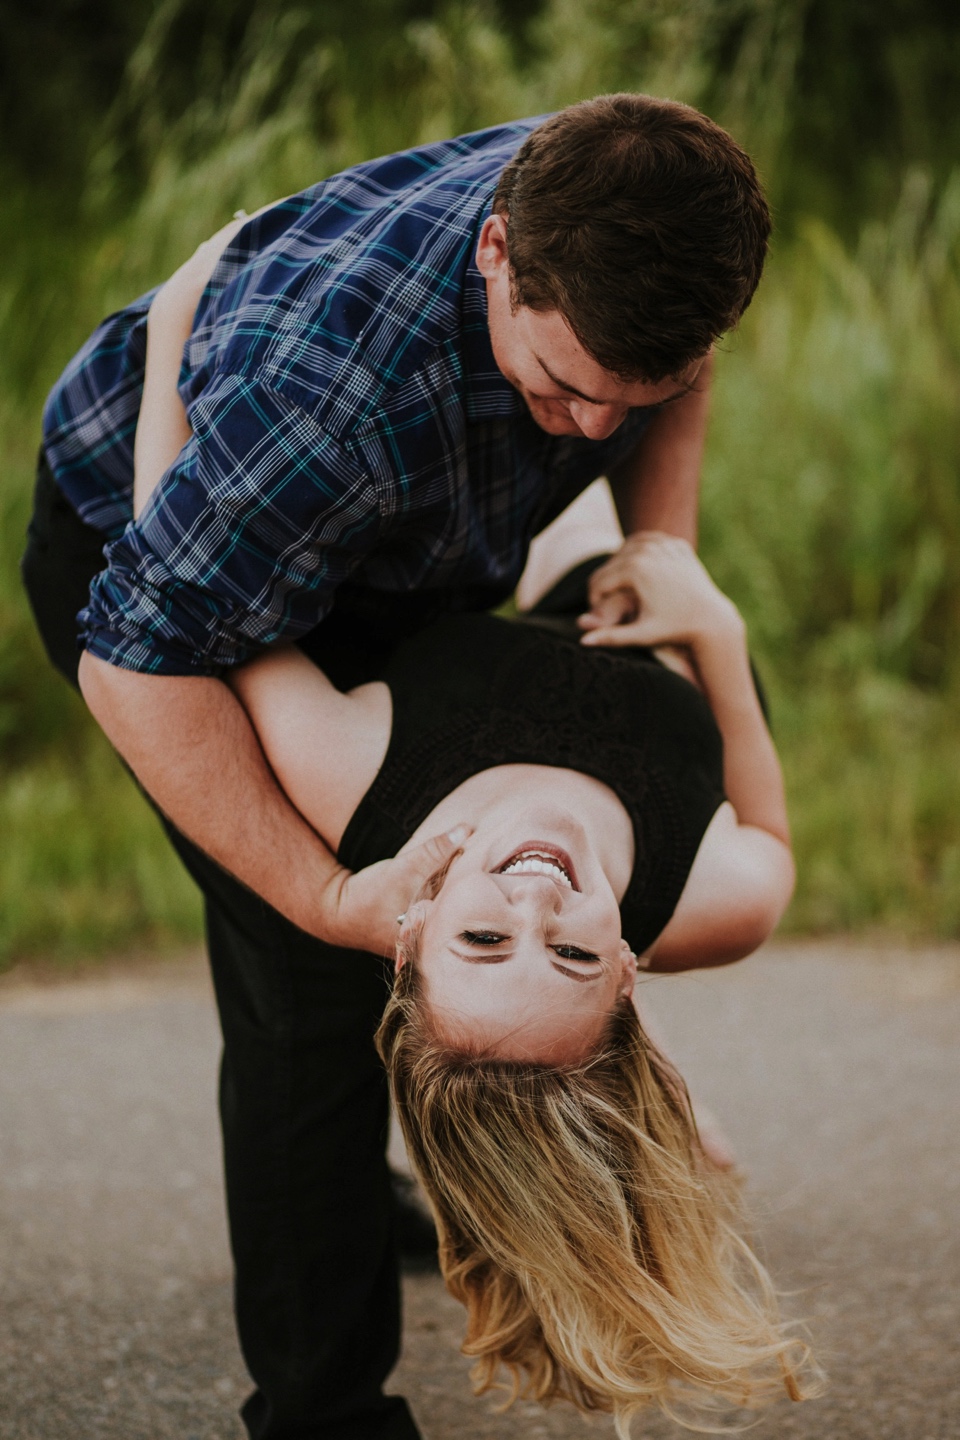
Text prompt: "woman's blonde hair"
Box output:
[[377, 945, 818, 1435]]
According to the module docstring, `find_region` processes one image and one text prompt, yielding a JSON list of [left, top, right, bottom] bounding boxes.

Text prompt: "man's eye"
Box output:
[[460, 930, 509, 946], [552, 944, 602, 963]]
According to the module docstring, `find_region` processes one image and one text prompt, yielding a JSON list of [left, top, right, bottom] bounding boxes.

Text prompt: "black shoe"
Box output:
[[390, 1169, 439, 1272]]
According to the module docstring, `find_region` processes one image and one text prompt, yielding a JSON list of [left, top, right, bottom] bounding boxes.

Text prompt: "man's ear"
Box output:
[[475, 212, 510, 281], [617, 939, 638, 998]]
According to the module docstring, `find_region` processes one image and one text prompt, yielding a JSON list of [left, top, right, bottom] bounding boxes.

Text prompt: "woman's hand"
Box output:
[[578, 533, 743, 653], [317, 825, 472, 956]]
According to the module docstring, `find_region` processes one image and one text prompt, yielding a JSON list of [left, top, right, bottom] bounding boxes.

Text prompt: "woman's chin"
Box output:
[[478, 806, 591, 854]]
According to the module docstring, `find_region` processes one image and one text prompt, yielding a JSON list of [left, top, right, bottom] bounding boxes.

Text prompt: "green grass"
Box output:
[[0, 739, 202, 960], [782, 677, 960, 935], [699, 182, 960, 934], [1, 0, 958, 962], [0, 434, 202, 961]]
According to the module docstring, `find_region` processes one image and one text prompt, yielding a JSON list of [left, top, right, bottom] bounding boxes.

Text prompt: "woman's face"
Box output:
[[399, 811, 636, 1064]]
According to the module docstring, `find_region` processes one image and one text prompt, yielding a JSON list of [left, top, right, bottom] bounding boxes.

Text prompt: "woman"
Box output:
[[136, 234, 814, 1431]]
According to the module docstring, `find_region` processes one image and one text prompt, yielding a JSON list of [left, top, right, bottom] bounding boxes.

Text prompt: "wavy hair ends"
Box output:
[[377, 961, 819, 1433], [493, 93, 772, 384]]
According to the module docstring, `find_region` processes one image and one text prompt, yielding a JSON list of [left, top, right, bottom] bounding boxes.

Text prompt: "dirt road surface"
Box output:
[[1, 942, 957, 1439]]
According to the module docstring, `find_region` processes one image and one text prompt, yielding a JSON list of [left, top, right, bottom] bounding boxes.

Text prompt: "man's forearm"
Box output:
[[608, 350, 714, 544], [79, 651, 342, 936]]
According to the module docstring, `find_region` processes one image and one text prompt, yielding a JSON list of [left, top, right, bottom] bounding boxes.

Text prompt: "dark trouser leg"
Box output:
[[164, 829, 417, 1440], [21, 456, 420, 1440]]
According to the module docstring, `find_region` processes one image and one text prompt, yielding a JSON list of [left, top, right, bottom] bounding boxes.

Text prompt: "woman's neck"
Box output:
[[400, 763, 635, 902]]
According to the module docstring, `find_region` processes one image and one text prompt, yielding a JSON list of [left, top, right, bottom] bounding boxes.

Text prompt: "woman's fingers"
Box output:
[[586, 555, 635, 607], [580, 619, 659, 648], [577, 585, 636, 631]]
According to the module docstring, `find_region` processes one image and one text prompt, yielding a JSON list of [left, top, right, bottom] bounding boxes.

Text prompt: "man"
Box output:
[[24, 94, 770, 1439]]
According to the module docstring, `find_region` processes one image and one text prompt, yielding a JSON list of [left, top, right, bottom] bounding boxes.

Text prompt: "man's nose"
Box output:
[[567, 401, 627, 440]]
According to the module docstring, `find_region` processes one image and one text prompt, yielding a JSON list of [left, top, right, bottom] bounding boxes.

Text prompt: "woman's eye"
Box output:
[[460, 930, 509, 946], [552, 944, 602, 963]]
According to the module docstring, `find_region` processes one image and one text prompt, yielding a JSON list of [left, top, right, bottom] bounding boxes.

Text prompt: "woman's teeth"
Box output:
[[499, 853, 573, 887]]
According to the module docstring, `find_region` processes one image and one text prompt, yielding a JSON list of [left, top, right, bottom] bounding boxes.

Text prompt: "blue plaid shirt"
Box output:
[[43, 119, 654, 675]]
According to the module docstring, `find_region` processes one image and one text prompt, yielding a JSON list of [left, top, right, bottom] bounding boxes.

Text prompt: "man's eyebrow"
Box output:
[[533, 353, 608, 404], [533, 352, 689, 407]]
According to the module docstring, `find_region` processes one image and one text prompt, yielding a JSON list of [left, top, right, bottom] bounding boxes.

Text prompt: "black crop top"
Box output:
[[337, 569, 725, 953]]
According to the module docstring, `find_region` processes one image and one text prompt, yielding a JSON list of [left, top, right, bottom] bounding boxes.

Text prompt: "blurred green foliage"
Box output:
[[1, 0, 958, 961]]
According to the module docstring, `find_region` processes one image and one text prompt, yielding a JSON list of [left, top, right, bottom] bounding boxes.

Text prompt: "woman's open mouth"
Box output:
[[494, 842, 579, 891]]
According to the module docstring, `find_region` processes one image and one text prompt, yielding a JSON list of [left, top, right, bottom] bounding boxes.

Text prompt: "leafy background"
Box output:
[[1, 0, 958, 963]]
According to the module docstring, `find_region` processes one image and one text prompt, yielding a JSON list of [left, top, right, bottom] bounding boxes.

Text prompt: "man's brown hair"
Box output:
[[493, 93, 771, 383]]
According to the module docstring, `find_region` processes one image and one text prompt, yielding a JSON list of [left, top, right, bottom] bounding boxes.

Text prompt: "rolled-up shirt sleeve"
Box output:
[[80, 374, 384, 675]]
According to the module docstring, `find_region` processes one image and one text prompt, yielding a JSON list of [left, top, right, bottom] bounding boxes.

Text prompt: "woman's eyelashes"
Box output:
[[552, 944, 602, 964], [458, 931, 602, 964]]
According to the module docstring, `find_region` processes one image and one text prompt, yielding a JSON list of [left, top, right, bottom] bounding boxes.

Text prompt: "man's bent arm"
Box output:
[[79, 653, 463, 954], [607, 350, 714, 545], [79, 653, 349, 933]]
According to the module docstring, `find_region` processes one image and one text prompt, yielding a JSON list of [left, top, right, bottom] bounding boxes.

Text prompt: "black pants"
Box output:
[[21, 457, 420, 1440]]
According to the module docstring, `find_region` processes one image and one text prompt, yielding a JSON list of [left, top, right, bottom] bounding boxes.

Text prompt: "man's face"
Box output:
[[475, 214, 702, 440]]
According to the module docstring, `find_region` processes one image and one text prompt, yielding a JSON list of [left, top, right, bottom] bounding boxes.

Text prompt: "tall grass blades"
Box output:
[[703, 169, 960, 932]]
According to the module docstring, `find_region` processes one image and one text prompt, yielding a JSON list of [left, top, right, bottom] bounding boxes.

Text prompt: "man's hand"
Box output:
[[320, 825, 471, 957]]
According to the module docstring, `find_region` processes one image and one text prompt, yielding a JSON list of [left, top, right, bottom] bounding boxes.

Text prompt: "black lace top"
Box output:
[[337, 592, 725, 953]]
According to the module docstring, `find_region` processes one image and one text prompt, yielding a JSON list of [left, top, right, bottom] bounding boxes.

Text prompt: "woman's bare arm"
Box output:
[[133, 217, 250, 517], [226, 648, 392, 853], [134, 195, 297, 515], [581, 534, 794, 970], [515, 478, 623, 612]]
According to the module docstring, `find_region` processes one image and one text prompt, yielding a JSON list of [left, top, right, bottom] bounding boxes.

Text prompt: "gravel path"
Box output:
[[1, 942, 957, 1439]]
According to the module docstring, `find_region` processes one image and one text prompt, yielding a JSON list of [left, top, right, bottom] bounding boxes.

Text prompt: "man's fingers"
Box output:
[[329, 822, 474, 952], [399, 824, 472, 886]]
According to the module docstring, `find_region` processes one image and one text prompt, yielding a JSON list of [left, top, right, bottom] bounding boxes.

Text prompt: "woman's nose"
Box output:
[[504, 874, 564, 913]]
